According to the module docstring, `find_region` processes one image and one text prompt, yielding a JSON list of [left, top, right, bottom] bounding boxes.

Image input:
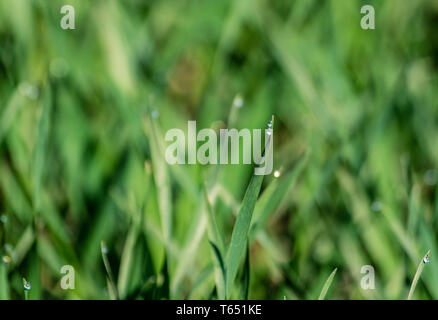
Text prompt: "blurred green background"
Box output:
[[1, 0, 438, 299]]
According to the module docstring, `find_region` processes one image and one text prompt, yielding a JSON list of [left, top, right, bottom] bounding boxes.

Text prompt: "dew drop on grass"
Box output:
[[424, 255, 430, 264], [424, 169, 437, 186], [371, 201, 382, 212], [151, 110, 159, 119], [101, 245, 109, 255], [274, 170, 281, 178], [50, 58, 69, 78], [23, 279, 31, 291], [2, 256, 11, 264], [18, 82, 39, 100], [233, 94, 244, 108]]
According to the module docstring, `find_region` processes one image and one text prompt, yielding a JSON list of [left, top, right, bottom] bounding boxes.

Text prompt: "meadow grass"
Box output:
[[0, 0, 437, 299]]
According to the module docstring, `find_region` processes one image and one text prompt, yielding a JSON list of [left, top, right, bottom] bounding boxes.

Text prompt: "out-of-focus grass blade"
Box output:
[[205, 188, 226, 299], [101, 241, 118, 300], [186, 264, 214, 299], [33, 85, 52, 212], [204, 188, 224, 254], [11, 226, 35, 266], [408, 250, 430, 300], [225, 116, 273, 298], [171, 202, 206, 297], [209, 241, 226, 299], [0, 259, 9, 299], [117, 225, 139, 299], [238, 241, 250, 300], [0, 89, 24, 144], [143, 109, 172, 245], [318, 268, 337, 300]]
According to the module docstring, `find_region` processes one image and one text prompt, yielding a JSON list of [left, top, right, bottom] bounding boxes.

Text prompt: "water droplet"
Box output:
[[50, 58, 69, 78], [424, 169, 437, 186], [101, 243, 109, 254], [424, 255, 430, 264], [151, 110, 159, 119], [2, 256, 11, 264], [371, 201, 382, 212], [4, 244, 12, 252], [18, 82, 39, 100], [232, 94, 244, 108], [274, 170, 281, 178], [23, 279, 31, 291], [266, 130, 272, 136]]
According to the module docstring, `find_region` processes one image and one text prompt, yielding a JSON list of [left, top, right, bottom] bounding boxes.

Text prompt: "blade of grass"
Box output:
[[318, 268, 337, 300], [408, 250, 430, 300], [101, 241, 118, 300], [143, 109, 172, 245], [204, 188, 226, 299], [33, 85, 52, 212], [0, 259, 9, 299], [225, 116, 274, 298], [11, 226, 35, 265], [209, 241, 226, 299], [22, 277, 31, 300], [117, 225, 139, 299], [238, 241, 250, 300]]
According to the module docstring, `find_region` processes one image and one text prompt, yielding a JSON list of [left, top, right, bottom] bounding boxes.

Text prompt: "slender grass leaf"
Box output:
[[318, 268, 337, 300], [33, 85, 52, 212], [408, 250, 430, 300], [209, 240, 226, 300], [225, 116, 274, 298], [101, 241, 118, 300], [117, 225, 139, 299]]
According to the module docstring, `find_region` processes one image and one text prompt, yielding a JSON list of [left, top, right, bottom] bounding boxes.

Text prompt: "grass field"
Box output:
[[1, 0, 438, 300]]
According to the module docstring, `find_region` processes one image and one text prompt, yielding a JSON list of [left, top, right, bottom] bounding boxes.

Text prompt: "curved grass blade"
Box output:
[[143, 107, 172, 245], [318, 267, 337, 300], [209, 240, 226, 299], [22, 277, 31, 300], [0, 259, 9, 299], [238, 241, 250, 300], [33, 85, 52, 212], [117, 225, 139, 299], [205, 187, 226, 299], [101, 241, 118, 300], [408, 250, 430, 300], [225, 116, 274, 298]]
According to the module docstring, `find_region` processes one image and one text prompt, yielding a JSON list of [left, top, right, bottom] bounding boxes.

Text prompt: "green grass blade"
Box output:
[[225, 116, 273, 298], [22, 277, 31, 300], [143, 110, 172, 245], [318, 268, 337, 300], [0, 259, 9, 299], [408, 250, 430, 300], [101, 241, 118, 300], [11, 226, 35, 265], [33, 85, 52, 212], [238, 241, 250, 300], [117, 225, 139, 299], [205, 188, 226, 299], [209, 241, 226, 299], [204, 188, 225, 254]]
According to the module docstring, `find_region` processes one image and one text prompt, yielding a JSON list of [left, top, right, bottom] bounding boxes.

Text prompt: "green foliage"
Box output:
[[0, 0, 437, 300]]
